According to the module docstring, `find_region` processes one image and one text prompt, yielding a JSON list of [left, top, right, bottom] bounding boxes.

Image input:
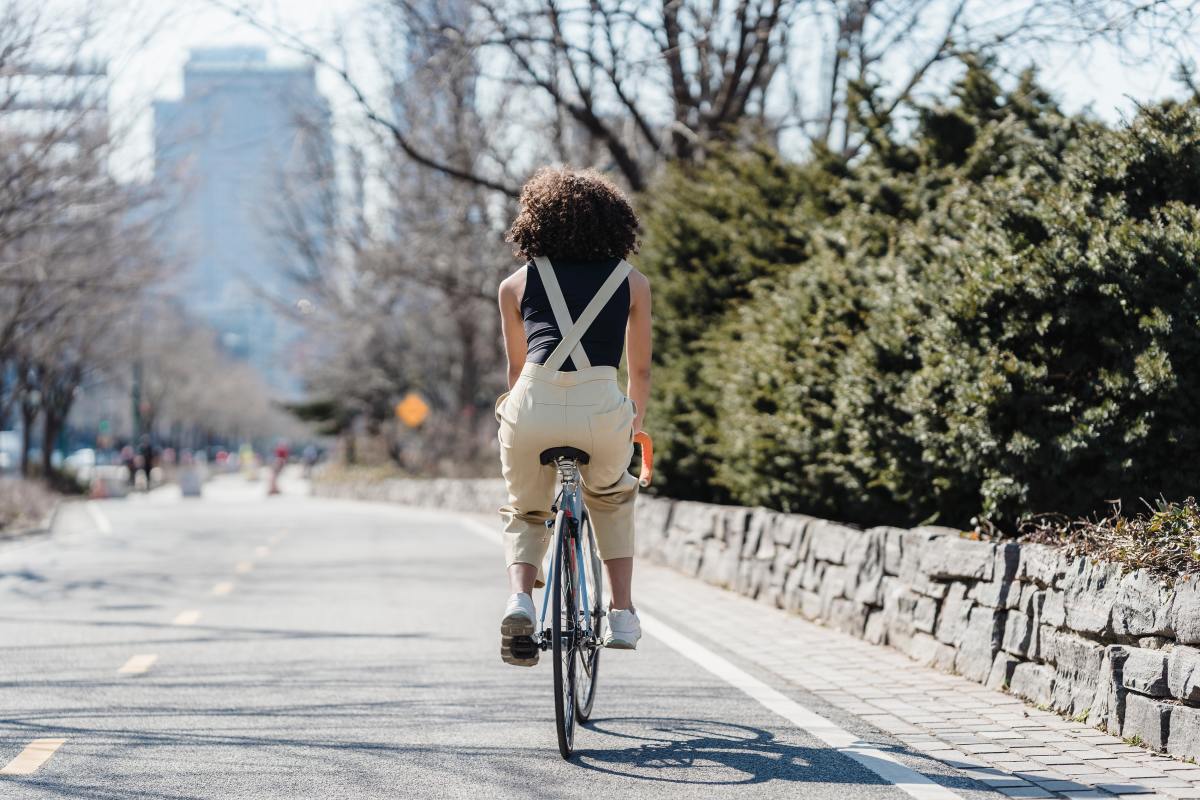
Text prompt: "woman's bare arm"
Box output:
[[498, 270, 528, 390], [625, 269, 652, 433]]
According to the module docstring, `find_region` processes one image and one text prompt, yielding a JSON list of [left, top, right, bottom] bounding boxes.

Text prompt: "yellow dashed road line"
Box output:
[[0, 738, 66, 776], [117, 654, 158, 675], [172, 610, 201, 626], [234, 561, 254, 575], [254, 546, 269, 558], [211, 581, 234, 596]]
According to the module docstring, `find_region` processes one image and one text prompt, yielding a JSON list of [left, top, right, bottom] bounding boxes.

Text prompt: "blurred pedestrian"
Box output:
[[302, 444, 318, 479], [120, 444, 136, 486], [138, 435, 154, 490], [268, 439, 289, 495]]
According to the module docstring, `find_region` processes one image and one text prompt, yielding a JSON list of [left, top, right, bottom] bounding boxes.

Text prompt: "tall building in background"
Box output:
[[154, 46, 331, 400]]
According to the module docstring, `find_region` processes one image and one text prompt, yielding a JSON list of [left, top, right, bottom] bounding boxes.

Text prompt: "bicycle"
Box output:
[[525, 431, 653, 759]]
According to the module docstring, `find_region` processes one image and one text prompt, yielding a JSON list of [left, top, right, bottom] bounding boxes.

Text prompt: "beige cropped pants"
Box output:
[[496, 362, 638, 583]]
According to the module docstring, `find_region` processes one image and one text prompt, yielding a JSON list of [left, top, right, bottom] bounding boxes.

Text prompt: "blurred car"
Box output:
[[64, 448, 97, 483]]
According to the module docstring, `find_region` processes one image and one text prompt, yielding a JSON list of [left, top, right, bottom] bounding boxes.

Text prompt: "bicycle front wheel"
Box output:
[[551, 513, 578, 759], [575, 512, 602, 722]]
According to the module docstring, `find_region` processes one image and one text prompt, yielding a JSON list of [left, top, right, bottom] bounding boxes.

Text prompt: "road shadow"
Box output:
[[574, 716, 891, 786]]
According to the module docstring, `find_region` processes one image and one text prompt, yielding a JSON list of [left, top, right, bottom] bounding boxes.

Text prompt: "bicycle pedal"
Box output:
[[510, 635, 538, 660]]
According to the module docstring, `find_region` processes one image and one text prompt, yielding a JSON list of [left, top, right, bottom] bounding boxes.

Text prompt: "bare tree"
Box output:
[[229, 0, 1200, 476], [267, 2, 518, 471], [224, 0, 1200, 193], [0, 1, 173, 476]]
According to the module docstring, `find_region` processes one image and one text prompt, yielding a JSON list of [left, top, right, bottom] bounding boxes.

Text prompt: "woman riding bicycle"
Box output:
[[495, 167, 652, 666]]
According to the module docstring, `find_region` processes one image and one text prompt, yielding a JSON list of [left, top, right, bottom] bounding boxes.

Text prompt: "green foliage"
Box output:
[[640, 59, 1200, 529], [285, 398, 355, 437], [637, 146, 831, 499]]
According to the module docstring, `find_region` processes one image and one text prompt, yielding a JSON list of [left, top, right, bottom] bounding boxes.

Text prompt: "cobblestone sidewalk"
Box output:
[[638, 562, 1200, 800]]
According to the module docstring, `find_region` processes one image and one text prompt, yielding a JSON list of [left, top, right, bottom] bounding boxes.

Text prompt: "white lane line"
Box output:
[[172, 610, 201, 626], [117, 654, 158, 675], [457, 515, 963, 800], [254, 546, 270, 558], [234, 561, 254, 575], [0, 738, 66, 776], [211, 581, 234, 596], [269, 532, 286, 545], [84, 502, 112, 534], [638, 613, 964, 800]]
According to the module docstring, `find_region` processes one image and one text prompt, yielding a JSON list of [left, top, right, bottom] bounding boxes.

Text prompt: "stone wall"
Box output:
[[313, 475, 1200, 761], [633, 495, 1200, 762], [314, 476, 506, 513]]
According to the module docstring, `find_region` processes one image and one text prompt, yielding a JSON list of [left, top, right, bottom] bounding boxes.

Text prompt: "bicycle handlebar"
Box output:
[[634, 431, 654, 488]]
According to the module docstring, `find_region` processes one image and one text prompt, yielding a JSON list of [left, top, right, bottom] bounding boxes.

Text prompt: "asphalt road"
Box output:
[[0, 475, 996, 799]]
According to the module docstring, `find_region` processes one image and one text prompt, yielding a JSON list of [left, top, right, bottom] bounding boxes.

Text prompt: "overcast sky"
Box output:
[[99, 0, 1193, 183]]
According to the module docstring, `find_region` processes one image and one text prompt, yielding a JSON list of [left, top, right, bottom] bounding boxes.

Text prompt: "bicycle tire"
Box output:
[[551, 511, 578, 759], [575, 512, 602, 722]]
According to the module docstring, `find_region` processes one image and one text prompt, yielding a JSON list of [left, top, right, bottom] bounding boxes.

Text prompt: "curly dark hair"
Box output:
[[505, 167, 640, 261]]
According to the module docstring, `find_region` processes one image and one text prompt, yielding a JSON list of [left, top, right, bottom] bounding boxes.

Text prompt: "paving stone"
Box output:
[[1017, 769, 1071, 781], [1032, 754, 1089, 765], [1097, 783, 1160, 795], [1115, 768, 1172, 778], [976, 776, 1034, 787], [1056, 763, 1106, 776], [998, 787, 1055, 798]]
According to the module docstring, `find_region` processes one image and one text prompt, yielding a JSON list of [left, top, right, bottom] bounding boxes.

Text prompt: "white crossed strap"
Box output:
[[532, 256, 633, 371]]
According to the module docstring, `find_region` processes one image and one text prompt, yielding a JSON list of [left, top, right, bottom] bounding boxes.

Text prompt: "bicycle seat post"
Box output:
[[555, 457, 580, 487]]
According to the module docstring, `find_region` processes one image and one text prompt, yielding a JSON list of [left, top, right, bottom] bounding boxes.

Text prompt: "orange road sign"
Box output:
[[395, 392, 429, 428]]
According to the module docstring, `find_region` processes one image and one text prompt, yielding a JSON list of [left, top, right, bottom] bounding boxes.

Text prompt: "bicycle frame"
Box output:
[[537, 457, 600, 650]]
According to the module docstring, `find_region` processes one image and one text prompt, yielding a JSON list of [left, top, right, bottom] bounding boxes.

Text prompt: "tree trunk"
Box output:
[[41, 411, 61, 478], [19, 402, 36, 477], [454, 311, 480, 462]]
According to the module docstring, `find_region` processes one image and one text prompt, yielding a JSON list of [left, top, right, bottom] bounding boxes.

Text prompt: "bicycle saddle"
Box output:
[[539, 446, 590, 465]]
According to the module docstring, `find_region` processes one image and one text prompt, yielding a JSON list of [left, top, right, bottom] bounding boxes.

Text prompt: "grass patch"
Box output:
[[0, 478, 58, 534]]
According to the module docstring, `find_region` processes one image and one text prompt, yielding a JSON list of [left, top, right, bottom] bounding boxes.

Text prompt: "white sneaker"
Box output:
[[500, 593, 538, 666], [604, 608, 641, 649]]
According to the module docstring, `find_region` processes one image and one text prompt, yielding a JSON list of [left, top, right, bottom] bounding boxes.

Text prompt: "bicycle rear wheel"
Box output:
[[575, 512, 602, 722], [551, 512, 578, 759]]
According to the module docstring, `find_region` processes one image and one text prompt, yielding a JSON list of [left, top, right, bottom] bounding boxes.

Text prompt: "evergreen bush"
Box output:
[[641, 61, 1200, 529]]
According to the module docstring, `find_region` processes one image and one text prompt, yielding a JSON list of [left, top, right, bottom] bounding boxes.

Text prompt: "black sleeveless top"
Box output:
[[522, 258, 631, 371]]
